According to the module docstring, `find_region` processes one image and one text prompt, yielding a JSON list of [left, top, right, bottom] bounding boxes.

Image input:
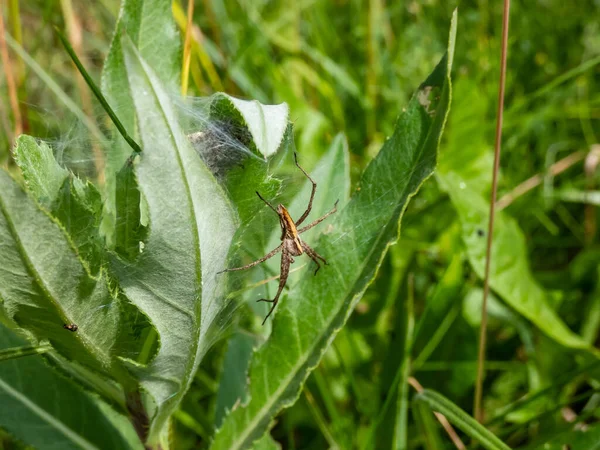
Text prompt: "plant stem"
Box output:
[[474, 0, 511, 423]]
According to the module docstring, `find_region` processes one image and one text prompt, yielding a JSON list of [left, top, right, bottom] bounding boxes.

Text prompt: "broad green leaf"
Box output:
[[52, 176, 105, 274], [0, 170, 127, 377], [0, 322, 143, 450], [414, 389, 510, 450], [210, 11, 456, 449], [112, 37, 236, 443], [440, 172, 590, 351], [195, 93, 289, 227], [436, 78, 493, 194], [210, 93, 290, 160], [13, 135, 68, 208], [13, 135, 105, 274], [101, 0, 181, 246]]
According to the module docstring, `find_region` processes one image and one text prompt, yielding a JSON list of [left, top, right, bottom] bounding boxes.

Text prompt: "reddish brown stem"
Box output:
[[474, 0, 511, 424]]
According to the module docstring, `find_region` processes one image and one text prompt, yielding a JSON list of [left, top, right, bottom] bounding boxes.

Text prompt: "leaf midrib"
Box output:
[[0, 185, 112, 371], [131, 48, 203, 425], [225, 124, 431, 449]]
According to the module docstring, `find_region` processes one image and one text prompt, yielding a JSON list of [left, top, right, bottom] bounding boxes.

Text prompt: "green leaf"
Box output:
[[531, 422, 600, 450], [0, 170, 127, 378], [251, 431, 282, 450], [197, 93, 289, 226], [393, 276, 415, 450], [101, 0, 181, 246], [114, 157, 146, 260], [440, 172, 591, 351], [210, 93, 290, 160], [112, 36, 237, 443], [412, 254, 464, 368], [56, 28, 142, 156], [52, 176, 105, 274], [414, 389, 511, 450], [0, 322, 143, 450], [0, 343, 51, 361], [215, 333, 257, 428], [210, 11, 456, 449], [13, 135, 106, 274], [13, 135, 68, 208]]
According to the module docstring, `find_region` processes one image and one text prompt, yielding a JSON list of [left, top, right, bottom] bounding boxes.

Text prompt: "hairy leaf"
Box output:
[[52, 176, 104, 274], [12, 135, 68, 208], [112, 36, 236, 443], [0, 322, 142, 450], [210, 11, 456, 449], [0, 170, 125, 377], [13, 136, 105, 273], [215, 333, 257, 428], [101, 0, 181, 246]]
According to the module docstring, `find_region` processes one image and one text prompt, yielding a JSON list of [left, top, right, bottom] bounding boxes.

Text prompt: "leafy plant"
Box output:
[[2, 1, 599, 449]]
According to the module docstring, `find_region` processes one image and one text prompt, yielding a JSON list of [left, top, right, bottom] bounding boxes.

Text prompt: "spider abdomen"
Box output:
[[285, 237, 304, 256]]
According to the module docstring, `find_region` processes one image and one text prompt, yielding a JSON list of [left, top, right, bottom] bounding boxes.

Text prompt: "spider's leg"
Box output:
[[257, 250, 292, 324], [301, 242, 327, 275], [256, 191, 278, 214], [218, 244, 283, 274], [294, 152, 317, 226], [298, 200, 339, 234]]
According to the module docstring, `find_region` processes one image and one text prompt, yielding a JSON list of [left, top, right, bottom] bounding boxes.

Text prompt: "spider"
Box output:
[[220, 153, 338, 325]]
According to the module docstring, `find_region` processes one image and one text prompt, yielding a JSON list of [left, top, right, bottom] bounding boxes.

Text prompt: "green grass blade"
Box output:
[[414, 389, 511, 450]]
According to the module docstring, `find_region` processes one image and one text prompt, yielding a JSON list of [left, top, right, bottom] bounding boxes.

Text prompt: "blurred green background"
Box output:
[[1, 1, 599, 448]]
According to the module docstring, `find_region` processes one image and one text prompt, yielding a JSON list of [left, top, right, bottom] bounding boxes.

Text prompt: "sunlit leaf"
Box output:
[[101, 0, 181, 246], [111, 36, 237, 444], [440, 172, 591, 351], [210, 11, 456, 449], [0, 170, 127, 377], [13, 135, 68, 208]]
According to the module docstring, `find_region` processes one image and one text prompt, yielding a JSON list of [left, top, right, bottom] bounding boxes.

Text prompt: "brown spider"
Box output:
[[220, 153, 338, 324]]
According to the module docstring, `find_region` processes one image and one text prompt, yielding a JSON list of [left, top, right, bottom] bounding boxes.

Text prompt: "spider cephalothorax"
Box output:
[[220, 153, 338, 324]]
